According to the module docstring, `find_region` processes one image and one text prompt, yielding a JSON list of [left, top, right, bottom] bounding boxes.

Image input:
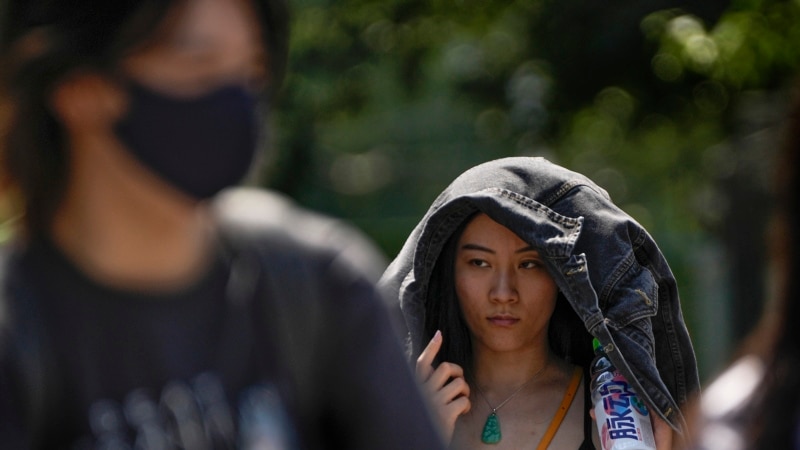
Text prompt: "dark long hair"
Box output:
[[0, 0, 289, 238], [424, 215, 475, 379], [423, 212, 593, 383], [745, 86, 800, 448]]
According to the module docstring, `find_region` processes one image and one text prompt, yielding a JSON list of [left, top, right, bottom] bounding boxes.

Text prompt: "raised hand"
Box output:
[[416, 330, 472, 443], [651, 411, 674, 450]]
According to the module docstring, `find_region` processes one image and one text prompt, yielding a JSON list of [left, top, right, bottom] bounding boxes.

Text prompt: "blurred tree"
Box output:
[[638, 0, 800, 374], [265, 0, 735, 247]]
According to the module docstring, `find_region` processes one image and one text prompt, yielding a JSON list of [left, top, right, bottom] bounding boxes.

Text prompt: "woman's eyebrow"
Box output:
[[460, 243, 494, 253], [459, 244, 539, 255]]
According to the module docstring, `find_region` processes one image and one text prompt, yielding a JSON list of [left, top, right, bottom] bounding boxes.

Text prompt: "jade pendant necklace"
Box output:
[[474, 361, 548, 445]]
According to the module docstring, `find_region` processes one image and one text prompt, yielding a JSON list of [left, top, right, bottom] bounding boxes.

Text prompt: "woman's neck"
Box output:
[[51, 138, 217, 291], [472, 344, 553, 392]]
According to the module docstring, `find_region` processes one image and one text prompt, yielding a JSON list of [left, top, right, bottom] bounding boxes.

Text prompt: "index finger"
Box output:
[[416, 330, 442, 380]]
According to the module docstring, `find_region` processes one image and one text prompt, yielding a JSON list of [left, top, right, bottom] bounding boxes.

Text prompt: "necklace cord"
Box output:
[[474, 358, 548, 412]]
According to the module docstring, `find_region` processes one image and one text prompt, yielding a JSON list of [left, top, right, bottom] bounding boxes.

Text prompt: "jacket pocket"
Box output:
[[600, 256, 659, 355]]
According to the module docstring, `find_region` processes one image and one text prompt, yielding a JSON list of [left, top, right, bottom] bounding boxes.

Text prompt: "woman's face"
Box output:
[[120, 0, 265, 96], [454, 213, 559, 355]]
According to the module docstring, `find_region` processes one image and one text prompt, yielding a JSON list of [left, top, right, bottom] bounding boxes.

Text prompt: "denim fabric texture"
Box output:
[[379, 157, 700, 434]]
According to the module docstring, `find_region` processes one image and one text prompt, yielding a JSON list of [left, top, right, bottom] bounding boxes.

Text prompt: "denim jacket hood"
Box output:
[[379, 157, 699, 433]]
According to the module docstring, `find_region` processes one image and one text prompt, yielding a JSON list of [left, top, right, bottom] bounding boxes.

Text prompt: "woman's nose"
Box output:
[[490, 270, 518, 303]]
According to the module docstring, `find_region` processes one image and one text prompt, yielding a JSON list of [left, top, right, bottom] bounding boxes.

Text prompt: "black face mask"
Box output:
[[114, 80, 261, 200]]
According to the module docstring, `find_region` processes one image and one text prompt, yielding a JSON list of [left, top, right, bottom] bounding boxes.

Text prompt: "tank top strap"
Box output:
[[536, 366, 583, 450]]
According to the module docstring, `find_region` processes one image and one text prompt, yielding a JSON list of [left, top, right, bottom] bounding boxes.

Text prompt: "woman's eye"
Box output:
[[520, 260, 541, 269], [469, 259, 489, 268]]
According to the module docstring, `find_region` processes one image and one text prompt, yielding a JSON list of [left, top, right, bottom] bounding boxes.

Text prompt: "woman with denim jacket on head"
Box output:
[[0, 1, 446, 448], [380, 157, 700, 449]]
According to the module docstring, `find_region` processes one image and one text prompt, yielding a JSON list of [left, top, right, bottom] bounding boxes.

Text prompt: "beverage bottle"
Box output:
[[590, 338, 656, 450]]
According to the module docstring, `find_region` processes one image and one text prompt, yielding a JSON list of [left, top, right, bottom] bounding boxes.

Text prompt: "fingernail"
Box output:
[[434, 330, 442, 342]]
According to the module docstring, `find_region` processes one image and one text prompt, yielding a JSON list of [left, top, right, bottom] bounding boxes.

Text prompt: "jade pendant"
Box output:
[[481, 412, 502, 444]]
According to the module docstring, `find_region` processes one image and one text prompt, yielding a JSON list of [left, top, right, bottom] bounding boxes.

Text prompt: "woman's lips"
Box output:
[[488, 315, 519, 327]]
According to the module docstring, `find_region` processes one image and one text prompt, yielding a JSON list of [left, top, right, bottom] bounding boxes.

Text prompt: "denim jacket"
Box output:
[[380, 157, 700, 434]]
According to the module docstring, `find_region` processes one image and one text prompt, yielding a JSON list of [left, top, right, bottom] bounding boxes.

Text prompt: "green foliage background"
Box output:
[[264, 0, 800, 380]]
